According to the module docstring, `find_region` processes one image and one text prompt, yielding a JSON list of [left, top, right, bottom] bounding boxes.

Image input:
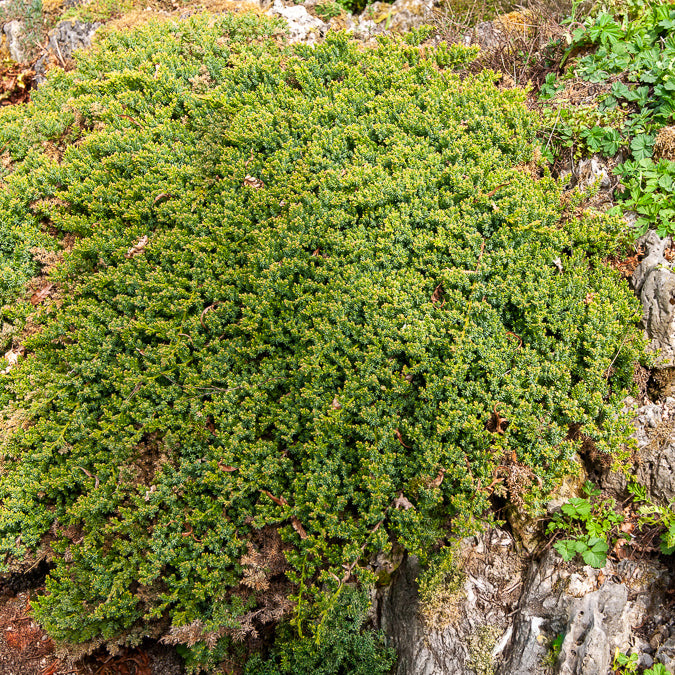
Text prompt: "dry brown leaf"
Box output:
[[30, 283, 53, 306], [393, 493, 414, 510], [153, 192, 172, 205], [243, 174, 264, 189], [125, 235, 149, 259], [261, 489, 288, 506], [486, 404, 508, 434], [431, 283, 443, 305], [428, 468, 445, 489], [395, 428, 410, 448], [1, 346, 25, 375], [331, 396, 342, 410]]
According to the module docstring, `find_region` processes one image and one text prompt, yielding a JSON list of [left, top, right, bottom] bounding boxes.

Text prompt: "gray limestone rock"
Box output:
[[378, 529, 525, 675], [380, 531, 672, 675], [632, 397, 675, 505], [3, 20, 25, 63], [631, 230, 675, 366], [267, 0, 326, 44], [47, 20, 101, 60], [34, 20, 102, 85], [499, 553, 670, 675]]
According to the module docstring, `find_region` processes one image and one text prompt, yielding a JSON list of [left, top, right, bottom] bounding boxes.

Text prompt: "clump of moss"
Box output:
[[468, 624, 502, 675], [0, 11, 643, 670], [418, 546, 466, 630]]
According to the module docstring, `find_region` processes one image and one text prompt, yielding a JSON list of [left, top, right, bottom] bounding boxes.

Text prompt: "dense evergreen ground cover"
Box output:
[[0, 13, 642, 670]]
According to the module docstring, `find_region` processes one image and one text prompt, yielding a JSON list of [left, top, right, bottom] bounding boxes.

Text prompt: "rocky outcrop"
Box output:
[[501, 551, 670, 674], [380, 532, 673, 675], [267, 0, 327, 44], [34, 20, 102, 84], [378, 529, 525, 675], [632, 230, 675, 367], [3, 20, 25, 63], [625, 396, 675, 505]]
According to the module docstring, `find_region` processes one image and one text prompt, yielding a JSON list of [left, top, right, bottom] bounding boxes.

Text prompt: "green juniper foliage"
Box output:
[[0, 12, 642, 669]]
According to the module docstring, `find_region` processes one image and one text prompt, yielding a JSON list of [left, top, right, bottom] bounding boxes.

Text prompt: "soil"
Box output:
[[0, 576, 185, 675]]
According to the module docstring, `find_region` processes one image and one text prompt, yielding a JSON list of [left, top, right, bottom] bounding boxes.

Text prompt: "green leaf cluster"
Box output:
[[542, 2, 675, 235], [0, 12, 643, 668], [547, 481, 626, 568]]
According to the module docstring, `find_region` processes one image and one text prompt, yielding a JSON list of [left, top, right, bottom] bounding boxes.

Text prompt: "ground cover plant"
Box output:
[[0, 11, 644, 671], [540, 2, 675, 235]]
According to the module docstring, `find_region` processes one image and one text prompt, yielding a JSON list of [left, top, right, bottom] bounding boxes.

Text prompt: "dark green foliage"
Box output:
[[0, 11, 642, 669], [244, 587, 395, 675]]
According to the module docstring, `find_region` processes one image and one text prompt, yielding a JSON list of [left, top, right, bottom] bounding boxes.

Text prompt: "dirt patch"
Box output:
[[0, 590, 184, 674], [0, 61, 33, 105]]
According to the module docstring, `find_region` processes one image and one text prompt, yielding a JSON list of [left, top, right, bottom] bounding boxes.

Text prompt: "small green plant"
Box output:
[[313, 1, 342, 21], [547, 482, 626, 568], [613, 649, 639, 674], [628, 482, 675, 554], [613, 649, 672, 675], [542, 631, 565, 668], [540, 2, 675, 235]]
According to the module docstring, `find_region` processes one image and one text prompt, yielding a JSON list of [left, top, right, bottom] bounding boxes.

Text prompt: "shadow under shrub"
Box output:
[[0, 12, 642, 670]]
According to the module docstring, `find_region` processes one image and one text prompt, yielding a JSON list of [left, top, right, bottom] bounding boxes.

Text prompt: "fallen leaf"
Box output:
[[429, 468, 445, 489], [552, 257, 563, 273], [331, 396, 342, 410], [620, 521, 634, 534], [30, 283, 53, 305], [486, 404, 508, 434], [218, 462, 237, 472], [243, 174, 264, 189], [125, 235, 149, 259], [153, 192, 172, 205], [261, 489, 288, 506], [393, 493, 413, 510], [395, 429, 410, 448], [431, 283, 443, 305]]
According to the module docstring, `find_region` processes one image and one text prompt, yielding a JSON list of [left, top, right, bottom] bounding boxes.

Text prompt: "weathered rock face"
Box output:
[[267, 0, 327, 44], [627, 396, 675, 505], [46, 20, 101, 60], [33, 20, 102, 84], [3, 20, 25, 63], [501, 551, 670, 675], [380, 533, 673, 675], [632, 230, 675, 367], [378, 529, 525, 675]]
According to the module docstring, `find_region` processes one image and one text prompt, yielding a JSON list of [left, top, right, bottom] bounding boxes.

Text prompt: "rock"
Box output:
[[499, 552, 671, 675], [656, 637, 675, 671], [378, 529, 525, 675], [267, 0, 327, 44], [354, 0, 435, 38], [575, 156, 613, 192], [631, 230, 675, 366], [34, 20, 102, 84], [47, 20, 101, 60], [631, 397, 675, 505], [381, 525, 673, 675], [3, 21, 25, 63]]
